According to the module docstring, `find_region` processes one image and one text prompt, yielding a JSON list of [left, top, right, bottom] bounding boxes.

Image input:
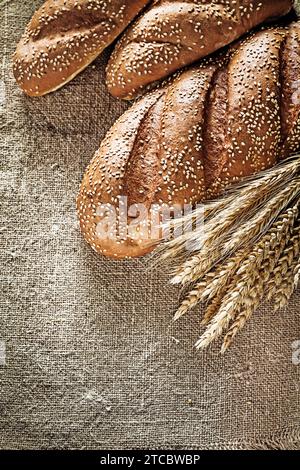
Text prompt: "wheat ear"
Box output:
[[220, 212, 300, 352], [173, 250, 246, 321], [157, 155, 300, 351], [174, 203, 299, 321], [266, 221, 300, 308], [163, 156, 300, 263], [196, 205, 300, 350], [171, 177, 300, 286], [273, 258, 300, 310]]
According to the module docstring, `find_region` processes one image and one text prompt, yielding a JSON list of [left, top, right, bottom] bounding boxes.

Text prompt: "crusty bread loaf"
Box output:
[[13, 0, 150, 96], [77, 21, 300, 259], [106, 0, 294, 100]]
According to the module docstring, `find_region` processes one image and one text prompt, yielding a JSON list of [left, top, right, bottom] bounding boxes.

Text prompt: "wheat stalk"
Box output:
[[196, 251, 272, 351], [173, 250, 246, 321], [266, 223, 300, 308], [196, 211, 300, 351], [273, 258, 300, 310], [195, 287, 244, 350], [220, 241, 290, 353], [174, 203, 299, 322], [172, 178, 300, 286], [157, 154, 300, 352], [222, 179, 300, 254], [157, 157, 300, 273], [231, 216, 300, 346], [201, 287, 232, 326]]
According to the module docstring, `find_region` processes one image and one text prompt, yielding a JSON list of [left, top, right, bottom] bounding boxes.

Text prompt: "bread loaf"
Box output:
[[77, 21, 300, 259], [106, 0, 294, 100], [13, 0, 150, 96]]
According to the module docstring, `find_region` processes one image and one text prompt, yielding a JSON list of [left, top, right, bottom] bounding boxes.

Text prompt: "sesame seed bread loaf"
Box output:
[[106, 0, 294, 100], [13, 0, 150, 97], [77, 21, 300, 259]]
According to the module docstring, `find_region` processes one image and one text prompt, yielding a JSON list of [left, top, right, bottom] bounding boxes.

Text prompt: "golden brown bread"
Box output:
[[13, 0, 150, 96], [106, 0, 294, 99], [77, 21, 300, 259]]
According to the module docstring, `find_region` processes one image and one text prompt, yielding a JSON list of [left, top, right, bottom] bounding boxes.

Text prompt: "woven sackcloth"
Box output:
[[0, 0, 299, 450]]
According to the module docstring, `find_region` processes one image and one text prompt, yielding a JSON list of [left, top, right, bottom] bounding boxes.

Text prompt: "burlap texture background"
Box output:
[[0, 0, 299, 450]]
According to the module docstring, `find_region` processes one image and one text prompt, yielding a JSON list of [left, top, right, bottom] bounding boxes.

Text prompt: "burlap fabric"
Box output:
[[0, 0, 299, 450]]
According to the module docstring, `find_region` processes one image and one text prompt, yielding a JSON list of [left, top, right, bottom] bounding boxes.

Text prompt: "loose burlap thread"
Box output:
[[0, 0, 299, 450]]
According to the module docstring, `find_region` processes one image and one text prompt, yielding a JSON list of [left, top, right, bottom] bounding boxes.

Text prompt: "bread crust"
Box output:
[[13, 0, 150, 96], [106, 0, 293, 99], [78, 21, 300, 259]]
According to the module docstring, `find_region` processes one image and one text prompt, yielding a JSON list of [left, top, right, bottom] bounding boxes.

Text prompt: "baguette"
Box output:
[[106, 0, 294, 100], [78, 21, 300, 259], [13, 0, 150, 96]]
